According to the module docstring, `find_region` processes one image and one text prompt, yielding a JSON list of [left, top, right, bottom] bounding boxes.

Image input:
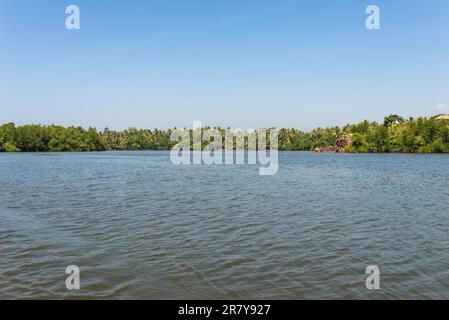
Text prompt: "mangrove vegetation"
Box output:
[[1, 115, 449, 153]]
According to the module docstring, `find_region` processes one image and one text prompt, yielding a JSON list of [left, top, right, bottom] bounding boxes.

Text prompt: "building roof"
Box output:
[[432, 114, 449, 120]]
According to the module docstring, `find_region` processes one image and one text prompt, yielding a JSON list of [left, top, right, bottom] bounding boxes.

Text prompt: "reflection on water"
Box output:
[[1, 151, 449, 299]]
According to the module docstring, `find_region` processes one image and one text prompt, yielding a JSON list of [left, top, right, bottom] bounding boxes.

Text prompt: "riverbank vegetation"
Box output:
[[1, 115, 449, 153]]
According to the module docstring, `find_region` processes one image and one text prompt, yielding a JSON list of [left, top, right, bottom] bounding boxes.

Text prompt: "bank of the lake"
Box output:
[[2, 114, 449, 153]]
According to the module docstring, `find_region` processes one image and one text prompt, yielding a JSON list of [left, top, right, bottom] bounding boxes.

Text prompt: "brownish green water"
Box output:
[[1, 151, 449, 299]]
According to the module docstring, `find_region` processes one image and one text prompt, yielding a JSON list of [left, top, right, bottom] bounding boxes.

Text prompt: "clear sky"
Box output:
[[1, 0, 449, 130]]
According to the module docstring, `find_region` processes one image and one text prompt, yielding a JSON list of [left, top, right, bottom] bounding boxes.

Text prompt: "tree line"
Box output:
[[1, 115, 449, 153]]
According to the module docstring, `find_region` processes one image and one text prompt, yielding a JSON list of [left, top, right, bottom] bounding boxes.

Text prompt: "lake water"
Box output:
[[1, 151, 449, 299]]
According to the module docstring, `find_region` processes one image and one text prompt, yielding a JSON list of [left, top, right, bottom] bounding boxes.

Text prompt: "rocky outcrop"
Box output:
[[335, 135, 352, 148], [312, 134, 352, 153], [313, 146, 345, 153]]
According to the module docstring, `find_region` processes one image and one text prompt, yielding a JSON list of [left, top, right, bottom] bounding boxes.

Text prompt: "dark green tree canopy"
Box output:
[[1, 115, 449, 153]]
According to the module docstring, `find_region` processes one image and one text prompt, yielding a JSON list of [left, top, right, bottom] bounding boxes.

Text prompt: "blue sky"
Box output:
[[1, 0, 449, 130]]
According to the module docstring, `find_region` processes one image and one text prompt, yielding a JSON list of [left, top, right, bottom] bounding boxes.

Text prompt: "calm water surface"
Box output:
[[1, 151, 449, 299]]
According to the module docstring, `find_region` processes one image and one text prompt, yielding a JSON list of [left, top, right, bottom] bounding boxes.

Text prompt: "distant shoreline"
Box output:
[[2, 114, 449, 153], [2, 150, 449, 155]]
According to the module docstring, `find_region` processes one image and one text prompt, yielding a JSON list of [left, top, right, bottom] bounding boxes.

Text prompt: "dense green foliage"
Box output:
[[345, 116, 449, 153], [102, 128, 175, 151], [1, 115, 449, 153], [0, 123, 105, 152], [278, 126, 343, 151]]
